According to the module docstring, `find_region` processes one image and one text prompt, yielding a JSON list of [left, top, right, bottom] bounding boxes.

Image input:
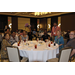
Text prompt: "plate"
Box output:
[[47, 47, 53, 49], [38, 44, 41, 46], [43, 48, 48, 50], [28, 45, 32, 48]]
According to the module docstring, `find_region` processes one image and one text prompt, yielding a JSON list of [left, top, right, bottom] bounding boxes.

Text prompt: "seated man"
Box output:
[[28, 29, 33, 40], [65, 31, 75, 57], [41, 29, 52, 41], [9, 31, 18, 45], [33, 29, 37, 38], [33, 29, 36, 34], [5, 27, 11, 35], [39, 28, 43, 33]]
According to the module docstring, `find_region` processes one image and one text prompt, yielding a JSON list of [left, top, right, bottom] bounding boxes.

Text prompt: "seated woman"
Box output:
[[20, 30, 29, 41], [1, 33, 11, 59], [55, 30, 64, 50]]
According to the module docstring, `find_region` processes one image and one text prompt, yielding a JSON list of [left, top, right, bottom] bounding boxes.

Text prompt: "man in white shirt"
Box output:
[[9, 31, 18, 45]]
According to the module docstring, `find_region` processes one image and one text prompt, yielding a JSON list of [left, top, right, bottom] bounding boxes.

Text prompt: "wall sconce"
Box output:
[[9, 23, 12, 28], [48, 24, 51, 28], [58, 23, 61, 27], [37, 24, 40, 28]]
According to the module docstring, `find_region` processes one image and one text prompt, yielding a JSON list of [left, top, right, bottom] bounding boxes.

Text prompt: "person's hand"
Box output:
[[41, 38, 43, 41], [4, 48, 6, 50]]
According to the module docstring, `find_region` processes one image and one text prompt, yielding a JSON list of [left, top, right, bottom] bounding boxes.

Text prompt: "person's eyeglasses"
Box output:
[[69, 34, 74, 35]]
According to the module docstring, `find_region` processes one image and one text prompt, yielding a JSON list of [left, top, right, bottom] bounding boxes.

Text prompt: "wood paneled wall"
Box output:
[[61, 13, 75, 31], [0, 15, 8, 32], [40, 18, 47, 31], [8, 17, 12, 31], [30, 18, 37, 31], [12, 17, 18, 31], [51, 16, 58, 29], [18, 18, 30, 30], [47, 18, 51, 31]]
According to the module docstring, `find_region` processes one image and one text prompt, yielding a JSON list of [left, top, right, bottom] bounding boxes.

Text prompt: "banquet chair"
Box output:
[[0, 34, 2, 50], [7, 46, 29, 62], [64, 39, 67, 46], [69, 53, 75, 62], [46, 47, 72, 62]]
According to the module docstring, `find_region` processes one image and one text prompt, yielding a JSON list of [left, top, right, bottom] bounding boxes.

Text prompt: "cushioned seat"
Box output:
[[46, 47, 72, 62], [7, 46, 29, 62]]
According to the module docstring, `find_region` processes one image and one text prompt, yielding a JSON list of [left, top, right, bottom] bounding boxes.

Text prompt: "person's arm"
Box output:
[[65, 40, 70, 47], [9, 37, 15, 45], [51, 27, 53, 37], [27, 35, 29, 40], [58, 27, 61, 31], [1, 39, 11, 51], [59, 37, 64, 46], [19, 36, 22, 41], [41, 35, 43, 41]]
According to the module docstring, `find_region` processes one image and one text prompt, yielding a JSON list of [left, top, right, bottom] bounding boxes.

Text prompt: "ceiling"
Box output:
[[0, 12, 72, 18]]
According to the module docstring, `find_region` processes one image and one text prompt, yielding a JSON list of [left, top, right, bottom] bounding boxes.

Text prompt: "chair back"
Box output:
[[0, 34, 2, 42], [7, 46, 21, 62], [59, 47, 72, 62], [64, 39, 67, 45]]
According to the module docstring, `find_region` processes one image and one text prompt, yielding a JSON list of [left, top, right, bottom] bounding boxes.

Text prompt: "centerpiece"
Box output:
[[24, 23, 31, 32]]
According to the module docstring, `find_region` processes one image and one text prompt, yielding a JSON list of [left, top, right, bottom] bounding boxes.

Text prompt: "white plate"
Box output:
[[38, 44, 41, 46], [43, 48, 48, 50], [47, 47, 53, 49]]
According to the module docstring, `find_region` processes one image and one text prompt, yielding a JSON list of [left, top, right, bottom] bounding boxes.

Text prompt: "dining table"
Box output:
[[13, 40, 59, 62]]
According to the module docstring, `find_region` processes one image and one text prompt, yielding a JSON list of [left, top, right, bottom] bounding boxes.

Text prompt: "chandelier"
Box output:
[[34, 12, 51, 16]]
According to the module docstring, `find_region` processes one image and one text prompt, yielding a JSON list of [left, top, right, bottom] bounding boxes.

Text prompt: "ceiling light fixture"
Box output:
[[34, 12, 51, 16]]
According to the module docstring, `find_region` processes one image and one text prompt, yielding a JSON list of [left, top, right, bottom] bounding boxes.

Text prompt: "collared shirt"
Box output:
[[51, 26, 61, 37], [9, 36, 18, 45], [21, 35, 28, 41], [33, 31, 36, 34], [65, 38, 75, 49]]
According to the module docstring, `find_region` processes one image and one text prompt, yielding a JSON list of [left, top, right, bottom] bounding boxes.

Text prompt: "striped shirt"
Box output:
[[9, 36, 18, 45]]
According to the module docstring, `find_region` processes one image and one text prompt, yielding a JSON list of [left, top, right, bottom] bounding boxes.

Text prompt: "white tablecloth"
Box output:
[[13, 41, 59, 62]]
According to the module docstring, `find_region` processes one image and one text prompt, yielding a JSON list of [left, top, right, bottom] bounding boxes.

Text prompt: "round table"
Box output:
[[13, 41, 59, 62]]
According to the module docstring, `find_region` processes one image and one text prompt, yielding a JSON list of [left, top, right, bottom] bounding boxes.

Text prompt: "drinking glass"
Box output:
[[34, 44, 37, 49], [37, 38, 39, 42], [51, 41, 53, 44], [17, 42, 20, 46], [48, 43, 50, 47], [24, 39, 26, 42]]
